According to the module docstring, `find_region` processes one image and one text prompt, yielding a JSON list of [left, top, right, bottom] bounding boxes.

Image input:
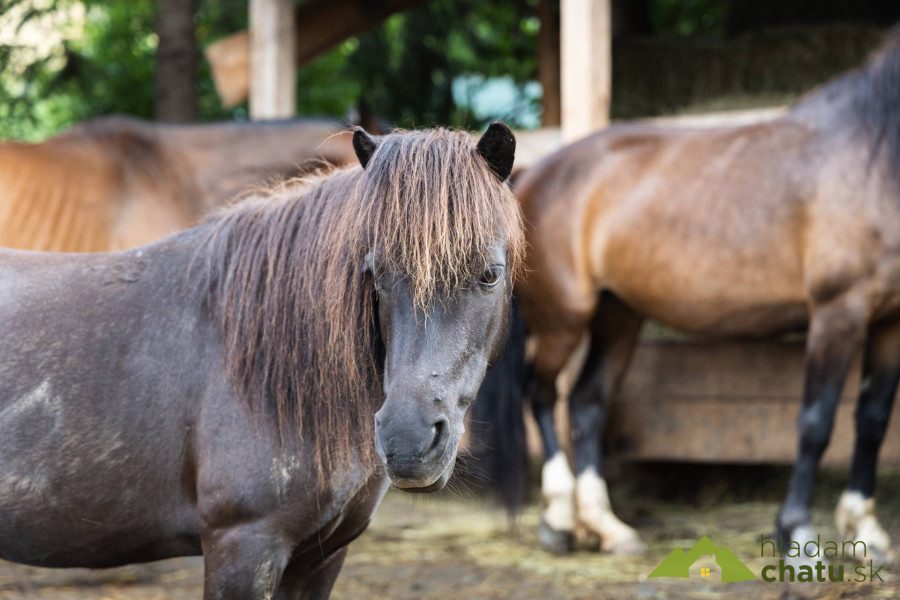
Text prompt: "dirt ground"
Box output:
[[1, 467, 899, 599]]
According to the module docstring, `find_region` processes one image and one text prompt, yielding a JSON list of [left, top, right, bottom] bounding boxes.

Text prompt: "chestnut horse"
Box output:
[[0, 124, 521, 598], [482, 31, 900, 560], [0, 116, 358, 253]]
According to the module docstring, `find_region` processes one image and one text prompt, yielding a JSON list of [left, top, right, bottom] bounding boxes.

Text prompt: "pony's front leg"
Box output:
[[202, 524, 293, 600], [276, 547, 348, 600], [777, 302, 866, 554], [837, 317, 900, 563]]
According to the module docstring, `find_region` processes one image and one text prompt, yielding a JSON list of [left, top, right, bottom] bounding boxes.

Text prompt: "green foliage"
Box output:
[[345, 0, 538, 129], [195, 0, 247, 120], [294, 38, 361, 118], [0, 0, 246, 140], [63, 0, 158, 121], [650, 0, 727, 38], [0, 0, 71, 139], [0, 0, 543, 141]]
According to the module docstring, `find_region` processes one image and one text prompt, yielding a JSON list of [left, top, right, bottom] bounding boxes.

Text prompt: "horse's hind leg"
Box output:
[[529, 327, 586, 554], [570, 293, 645, 554], [202, 524, 293, 600], [836, 317, 900, 563], [777, 301, 866, 553]]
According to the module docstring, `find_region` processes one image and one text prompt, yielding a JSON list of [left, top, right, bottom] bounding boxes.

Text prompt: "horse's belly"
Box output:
[[0, 386, 198, 567], [607, 261, 808, 336], [0, 463, 199, 568], [641, 294, 807, 337], [0, 472, 198, 569], [599, 211, 808, 336]]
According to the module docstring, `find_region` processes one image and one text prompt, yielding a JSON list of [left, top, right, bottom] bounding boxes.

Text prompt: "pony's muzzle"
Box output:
[[374, 407, 452, 490]]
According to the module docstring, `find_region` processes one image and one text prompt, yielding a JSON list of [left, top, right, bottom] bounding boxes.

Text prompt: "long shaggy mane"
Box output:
[[201, 128, 523, 472], [797, 27, 900, 186]]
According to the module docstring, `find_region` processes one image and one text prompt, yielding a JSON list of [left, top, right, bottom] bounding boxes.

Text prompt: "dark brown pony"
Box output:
[[0, 124, 521, 598], [0, 116, 358, 253], [481, 30, 900, 560]]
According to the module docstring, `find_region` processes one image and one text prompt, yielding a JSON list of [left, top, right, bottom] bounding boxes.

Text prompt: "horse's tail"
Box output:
[[468, 296, 529, 515]]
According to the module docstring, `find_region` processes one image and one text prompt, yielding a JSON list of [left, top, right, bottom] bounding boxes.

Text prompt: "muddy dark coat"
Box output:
[[0, 124, 522, 599]]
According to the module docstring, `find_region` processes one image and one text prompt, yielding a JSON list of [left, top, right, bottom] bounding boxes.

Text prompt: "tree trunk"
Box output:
[[538, 0, 561, 127], [155, 0, 197, 122]]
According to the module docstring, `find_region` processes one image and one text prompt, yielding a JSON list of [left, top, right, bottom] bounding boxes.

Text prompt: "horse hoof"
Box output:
[[575, 524, 601, 551], [605, 535, 647, 556], [538, 518, 574, 555]]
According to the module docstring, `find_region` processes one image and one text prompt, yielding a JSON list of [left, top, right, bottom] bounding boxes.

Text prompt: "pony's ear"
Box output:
[[476, 121, 516, 181], [353, 127, 378, 169]]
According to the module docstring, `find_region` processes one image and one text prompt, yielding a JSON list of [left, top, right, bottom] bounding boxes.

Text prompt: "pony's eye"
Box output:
[[478, 266, 503, 287]]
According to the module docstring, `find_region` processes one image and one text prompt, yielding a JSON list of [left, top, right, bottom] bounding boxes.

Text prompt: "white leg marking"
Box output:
[[785, 524, 821, 569], [542, 451, 575, 531], [575, 467, 644, 553], [836, 490, 895, 561]]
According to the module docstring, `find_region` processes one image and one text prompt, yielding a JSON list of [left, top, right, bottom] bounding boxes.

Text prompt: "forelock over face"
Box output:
[[205, 125, 523, 480], [354, 128, 524, 311]]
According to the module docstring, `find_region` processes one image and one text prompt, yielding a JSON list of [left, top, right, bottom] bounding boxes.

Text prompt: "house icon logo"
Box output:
[[649, 536, 756, 582]]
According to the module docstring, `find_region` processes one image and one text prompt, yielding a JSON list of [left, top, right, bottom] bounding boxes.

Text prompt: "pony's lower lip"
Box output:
[[384, 447, 454, 491], [388, 467, 450, 493], [385, 467, 444, 490], [399, 477, 447, 494]]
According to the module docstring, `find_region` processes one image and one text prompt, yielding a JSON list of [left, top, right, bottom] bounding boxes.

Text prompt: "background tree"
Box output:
[[155, 0, 196, 121]]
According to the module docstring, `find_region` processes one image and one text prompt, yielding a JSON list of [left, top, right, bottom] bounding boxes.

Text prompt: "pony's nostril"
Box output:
[[425, 419, 447, 457]]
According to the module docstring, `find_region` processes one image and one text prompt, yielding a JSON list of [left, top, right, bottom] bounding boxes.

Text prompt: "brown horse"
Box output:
[[0, 116, 358, 253], [489, 29, 900, 560]]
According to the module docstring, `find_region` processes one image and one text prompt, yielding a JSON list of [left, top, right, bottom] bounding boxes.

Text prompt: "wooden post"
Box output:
[[560, 0, 611, 142], [249, 0, 296, 120]]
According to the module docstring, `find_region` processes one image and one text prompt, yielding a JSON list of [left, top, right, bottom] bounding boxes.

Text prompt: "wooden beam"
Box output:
[[604, 341, 900, 466], [537, 0, 561, 127], [205, 31, 249, 109], [293, 0, 425, 66], [560, 0, 611, 142], [249, 0, 296, 120]]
